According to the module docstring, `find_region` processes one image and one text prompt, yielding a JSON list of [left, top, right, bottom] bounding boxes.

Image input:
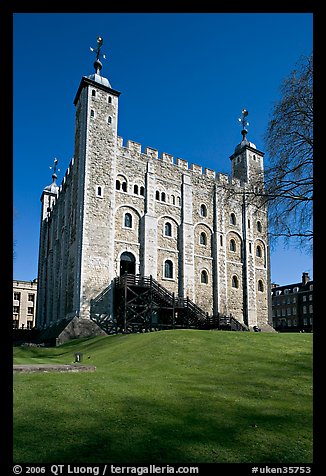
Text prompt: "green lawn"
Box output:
[[13, 330, 313, 464]]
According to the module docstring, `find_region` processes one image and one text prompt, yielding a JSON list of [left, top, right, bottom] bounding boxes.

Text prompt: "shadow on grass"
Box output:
[[14, 381, 312, 464]]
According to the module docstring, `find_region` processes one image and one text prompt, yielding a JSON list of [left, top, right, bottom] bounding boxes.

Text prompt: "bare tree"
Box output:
[[263, 53, 313, 251]]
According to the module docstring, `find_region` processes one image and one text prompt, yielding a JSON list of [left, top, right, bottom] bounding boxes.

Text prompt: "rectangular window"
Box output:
[[28, 294, 35, 302], [27, 307, 34, 314], [13, 306, 19, 313], [14, 292, 20, 301]]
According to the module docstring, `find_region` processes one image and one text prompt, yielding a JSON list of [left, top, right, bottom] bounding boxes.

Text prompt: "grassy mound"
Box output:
[[13, 330, 313, 464]]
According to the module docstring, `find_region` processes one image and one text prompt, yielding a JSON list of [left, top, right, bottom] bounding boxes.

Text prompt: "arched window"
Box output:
[[90, 109, 95, 118], [257, 221, 262, 232], [124, 213, 132, 228], [133, 184, 139, 195], [164, 260, 173, 279], [116, 180, 121, 190], [200, 232, 207, 245], [200, 204, 207, 217], [164, 222, 172, 237], [230, 239, 236, 252], [171, 195, 175, 205], [122, 181, 127, 192], [161, 192, 166, 202], [230, 213, 236, 225], [108, 116, 112, 125], [258, 280, 264, 292], [201, 270, 208, 284], [140, 186, 145, 196], [156, 190, 160, 200], [256, 245, 262, 257], [232, 275, 239, 288], [108, 95, 112, 104], [92, 89, 96, 97]]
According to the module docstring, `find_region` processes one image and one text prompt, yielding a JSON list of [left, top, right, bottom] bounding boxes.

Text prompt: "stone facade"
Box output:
[[36, 62, 272, 332]]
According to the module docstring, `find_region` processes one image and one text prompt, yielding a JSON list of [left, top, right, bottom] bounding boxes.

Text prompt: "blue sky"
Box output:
[[13, 12, 313, 285]]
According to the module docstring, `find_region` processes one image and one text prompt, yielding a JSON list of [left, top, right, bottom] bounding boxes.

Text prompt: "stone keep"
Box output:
[[36, 54, 272, 333]]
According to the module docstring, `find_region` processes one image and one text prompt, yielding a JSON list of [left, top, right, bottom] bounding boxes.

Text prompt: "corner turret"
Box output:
[[229, 109, 264, 184]]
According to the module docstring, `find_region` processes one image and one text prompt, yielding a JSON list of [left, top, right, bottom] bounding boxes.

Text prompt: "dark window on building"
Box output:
[[161, 192, 166, 202], [230, 213, 236, 225], [108, 96, 112, 103], [14, 293, 20, 301], [122, 182, 127, 192], [164, 222, 172, 237], [156, 191, 160, 200], [108, 116, 112, 124], [201, 270, 208, 284], [28, 294, 34, 302], [134, 184, 139, 195], [124, 213, 132, 228], [232, 275, 239, 288], [164, 260, 173, 279], [200, 232, 207, 245], [92, 89, 96, 97], [200, 204, 207, 217], [140, 186, 145, 196], [257, 221, 262, 232], [258, 280, 264, 292], [116, 180, 121, 190], [230, 239, 236, 252], [97, 186, 102, 197], [256, 245, 262, 257]]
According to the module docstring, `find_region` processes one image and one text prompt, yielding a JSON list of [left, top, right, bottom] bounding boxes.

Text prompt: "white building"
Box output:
[[36, 38, 273, 340]]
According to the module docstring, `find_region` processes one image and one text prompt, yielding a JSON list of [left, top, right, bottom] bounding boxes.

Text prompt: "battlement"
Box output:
[[117, 136, 226, 181]]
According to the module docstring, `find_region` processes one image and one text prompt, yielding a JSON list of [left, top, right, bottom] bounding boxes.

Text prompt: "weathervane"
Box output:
[[238, 109, 249, 141], [49, 158, 60, 180], [90, 36, 107, 74]]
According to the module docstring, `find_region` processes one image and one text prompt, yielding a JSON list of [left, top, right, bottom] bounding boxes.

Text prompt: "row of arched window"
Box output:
[[229, 238, 264, 257], [231, 275, 264, 291], [155, 191, 181, 206], [122, 213, 265, 257], [163, 260, 265, 292], [230, 213, 263, 232], [91, 89, 113, 104], [116, 178, 145, 196], [90, 109, 113, 125]]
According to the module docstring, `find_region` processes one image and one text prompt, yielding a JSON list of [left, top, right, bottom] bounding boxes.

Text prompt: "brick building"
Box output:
[[36, 38, 273, 339], [271, 272, 313, 332]]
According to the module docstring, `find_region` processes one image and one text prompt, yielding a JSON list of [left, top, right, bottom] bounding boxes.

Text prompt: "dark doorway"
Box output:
[[120, 252, 136, 275]]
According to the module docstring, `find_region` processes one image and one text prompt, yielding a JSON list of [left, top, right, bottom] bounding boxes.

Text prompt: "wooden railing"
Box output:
[[114, 274, 248, 331]]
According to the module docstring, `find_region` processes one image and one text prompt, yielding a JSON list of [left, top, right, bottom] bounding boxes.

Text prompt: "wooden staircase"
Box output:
[[109, 274, 248, 334]]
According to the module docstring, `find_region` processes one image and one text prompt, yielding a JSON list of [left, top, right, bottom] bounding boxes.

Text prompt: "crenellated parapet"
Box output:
[[117, 137, 229, 182]]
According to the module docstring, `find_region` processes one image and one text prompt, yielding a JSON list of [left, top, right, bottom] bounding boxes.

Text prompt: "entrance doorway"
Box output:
[[120, 252, 136, 276]]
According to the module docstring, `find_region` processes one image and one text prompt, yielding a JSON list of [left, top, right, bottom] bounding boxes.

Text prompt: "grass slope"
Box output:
[[13, 330, 313, 464]]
